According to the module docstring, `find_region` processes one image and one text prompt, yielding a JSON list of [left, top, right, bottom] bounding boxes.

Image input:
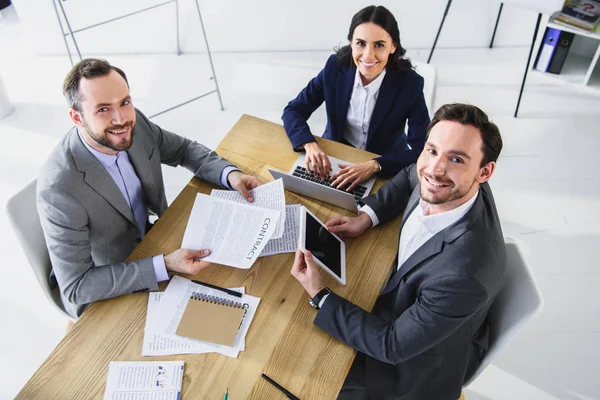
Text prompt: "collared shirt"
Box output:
[[344, 68, 386, 149], [396, 191, 479, 270], [77, 129, 238, 283]]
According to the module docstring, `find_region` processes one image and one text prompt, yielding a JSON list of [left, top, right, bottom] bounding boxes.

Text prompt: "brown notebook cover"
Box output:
[[176, 294, 245, 347]]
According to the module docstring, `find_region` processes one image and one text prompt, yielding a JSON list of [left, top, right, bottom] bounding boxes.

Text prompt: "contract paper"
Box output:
[[142, 290, 245, 357], [260, 204, 301, 257], [103, 361, 183, 400], [151, 276, 260, 358], [211, 178, 286, 239], [182, 193, 280, 269]]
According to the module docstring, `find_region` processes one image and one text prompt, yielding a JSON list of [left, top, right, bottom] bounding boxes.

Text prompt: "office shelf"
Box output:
[[533, 13, 600, 95]]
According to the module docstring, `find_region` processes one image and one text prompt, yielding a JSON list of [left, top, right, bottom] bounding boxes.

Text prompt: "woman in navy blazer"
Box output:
[[282, 5, 430, 191]]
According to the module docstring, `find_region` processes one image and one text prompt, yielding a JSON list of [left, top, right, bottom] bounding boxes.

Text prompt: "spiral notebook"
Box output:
[[176, 292, 247, 347]]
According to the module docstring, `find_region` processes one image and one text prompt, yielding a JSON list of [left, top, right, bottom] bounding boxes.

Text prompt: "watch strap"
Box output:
[[309, 287, 331, 310]]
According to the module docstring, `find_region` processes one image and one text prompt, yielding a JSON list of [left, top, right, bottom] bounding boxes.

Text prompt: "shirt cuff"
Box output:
[[318, 293, 330, 309], [152, 255, 169, 283], [359, 205, 379, 227], [221, 166, 241, 189]]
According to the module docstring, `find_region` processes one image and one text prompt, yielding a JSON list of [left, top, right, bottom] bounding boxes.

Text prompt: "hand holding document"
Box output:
[[182, 193, 280, 269], [103, 361, 184, 400], [212, 179, 286, 239]]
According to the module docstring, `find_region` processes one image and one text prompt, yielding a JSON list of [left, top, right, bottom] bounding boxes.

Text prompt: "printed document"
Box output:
[[103, 361, 183, 400], [182, 193, 280, 269], [152, 276, 260, 358], [260, 204, 301, 257], [142, 290, 244, 356], [211, 178, 286, 239]]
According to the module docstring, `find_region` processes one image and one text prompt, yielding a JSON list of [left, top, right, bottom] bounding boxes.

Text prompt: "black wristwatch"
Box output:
[[309, 287, 331, 310]]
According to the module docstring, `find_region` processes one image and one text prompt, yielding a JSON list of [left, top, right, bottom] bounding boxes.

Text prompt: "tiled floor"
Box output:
[[1, 5, 599, 400]]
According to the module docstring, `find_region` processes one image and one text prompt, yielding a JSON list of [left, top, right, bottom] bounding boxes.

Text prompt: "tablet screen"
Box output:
[[304, 212, 342, 278]]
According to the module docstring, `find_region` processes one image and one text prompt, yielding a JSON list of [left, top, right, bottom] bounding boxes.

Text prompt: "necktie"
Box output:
[[115, 153, 148, 236]]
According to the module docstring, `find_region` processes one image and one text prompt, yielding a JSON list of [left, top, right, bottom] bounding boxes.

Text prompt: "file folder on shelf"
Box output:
[[535, 27, 561, 72], [548, 31, 575, 74]]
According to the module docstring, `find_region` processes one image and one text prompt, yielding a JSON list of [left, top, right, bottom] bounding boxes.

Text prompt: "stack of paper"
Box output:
[[182, 179, 286, 269], [143, 276, 260, 358]]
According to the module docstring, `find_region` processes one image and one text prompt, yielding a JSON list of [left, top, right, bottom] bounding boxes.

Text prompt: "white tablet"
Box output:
[[299, 206, 346, 285]]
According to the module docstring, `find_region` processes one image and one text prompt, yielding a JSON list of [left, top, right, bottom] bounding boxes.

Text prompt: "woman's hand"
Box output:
[[331, 160, 380, 191], [303, 142, 332, 179]]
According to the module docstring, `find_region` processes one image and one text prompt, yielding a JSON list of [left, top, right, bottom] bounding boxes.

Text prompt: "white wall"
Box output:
[[12, 0, 543, 56]]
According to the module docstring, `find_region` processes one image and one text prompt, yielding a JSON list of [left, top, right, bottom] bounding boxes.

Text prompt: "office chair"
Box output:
[[463, 237, 544, 389], [6, 179, 72, 319], [412, 60, 437, 117]]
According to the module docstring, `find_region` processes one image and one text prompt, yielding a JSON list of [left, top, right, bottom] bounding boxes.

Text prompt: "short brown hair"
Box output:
[[62, 58, 128, 111], [426, 103, 503, 167]]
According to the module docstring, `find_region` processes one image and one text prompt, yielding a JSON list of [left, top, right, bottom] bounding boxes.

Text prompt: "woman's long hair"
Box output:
[[335, 5, 412, 72]]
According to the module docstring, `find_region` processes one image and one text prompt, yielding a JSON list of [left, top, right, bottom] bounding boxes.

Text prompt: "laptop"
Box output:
[[268, 153, 376, 213]]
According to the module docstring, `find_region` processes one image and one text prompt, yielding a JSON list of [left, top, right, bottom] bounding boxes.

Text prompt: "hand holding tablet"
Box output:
[[298, 206, 346, 285]]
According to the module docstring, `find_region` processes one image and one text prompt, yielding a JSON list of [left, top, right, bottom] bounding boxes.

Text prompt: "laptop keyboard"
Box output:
[[292, 166, 367, 200]]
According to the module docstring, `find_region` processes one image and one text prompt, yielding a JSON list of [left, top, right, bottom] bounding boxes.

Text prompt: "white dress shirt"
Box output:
[[396, 191, 478, 270], [344, 68, 386, 149], [78, 129, 238, 283]]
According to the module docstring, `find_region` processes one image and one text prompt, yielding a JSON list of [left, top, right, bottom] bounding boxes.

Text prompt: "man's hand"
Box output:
[[227, 171, 262, 203], [290, 249, 325, 298], [164, 248, 212, 275], [326, 213, 372, 238], [304, 142, 332, 179], [331, 160, 380, 192]]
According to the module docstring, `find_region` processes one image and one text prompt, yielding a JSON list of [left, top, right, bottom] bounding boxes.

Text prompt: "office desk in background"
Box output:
[[16, 115, 403, 400]]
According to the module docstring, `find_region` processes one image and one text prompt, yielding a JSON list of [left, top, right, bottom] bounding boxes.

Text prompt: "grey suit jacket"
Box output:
[[37, 109, 233, 318], [315, 164, 506, 400]]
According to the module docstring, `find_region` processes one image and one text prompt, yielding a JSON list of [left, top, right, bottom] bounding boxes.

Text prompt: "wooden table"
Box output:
[[17, 115, 403, 400]]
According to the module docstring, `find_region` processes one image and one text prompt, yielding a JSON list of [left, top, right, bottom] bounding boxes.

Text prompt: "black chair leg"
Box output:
[[428, 0, 453, 63], [489, 3, 504, 48], [514, 13, 542, 118]]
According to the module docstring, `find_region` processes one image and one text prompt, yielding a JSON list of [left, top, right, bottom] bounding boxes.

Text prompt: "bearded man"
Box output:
[[291, 103, 506, 400], [37, 58, 261, 318]]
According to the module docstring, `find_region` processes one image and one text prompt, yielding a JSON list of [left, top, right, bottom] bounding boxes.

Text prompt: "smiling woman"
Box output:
[[282, 5, 430, 190]]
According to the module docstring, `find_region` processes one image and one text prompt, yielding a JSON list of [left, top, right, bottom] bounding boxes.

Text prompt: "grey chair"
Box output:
[[463, 236, 544, 388], [6, 179, 72, 319]]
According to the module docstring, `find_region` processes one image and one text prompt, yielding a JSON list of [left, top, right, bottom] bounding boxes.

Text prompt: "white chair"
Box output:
[[463, 237, 544, 388], [412, 60, 437, 117], [6, 180, 72, 319]]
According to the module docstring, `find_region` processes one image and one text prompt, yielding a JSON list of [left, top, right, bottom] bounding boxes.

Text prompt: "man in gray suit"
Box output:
[[37, 58, 261, 318], [291, 103, 506, 399]]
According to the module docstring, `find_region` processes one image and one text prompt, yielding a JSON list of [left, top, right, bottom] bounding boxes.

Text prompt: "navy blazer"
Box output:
[[282, 54, 430, 177]]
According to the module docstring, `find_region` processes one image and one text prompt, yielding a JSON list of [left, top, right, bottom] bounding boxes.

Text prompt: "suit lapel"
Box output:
[[381, 188, 484, 296], [367, 72, 401, 148], [127, 133, 160, 214], [69, 128, 136, 226], [381, 232, 444, 296], [335, 64, 355, 140]]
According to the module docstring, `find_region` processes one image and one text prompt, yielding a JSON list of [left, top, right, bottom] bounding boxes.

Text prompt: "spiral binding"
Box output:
[[190, 292, 248, 309]]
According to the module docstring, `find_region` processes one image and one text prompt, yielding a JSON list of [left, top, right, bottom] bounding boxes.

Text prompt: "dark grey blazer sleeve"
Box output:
[[135, 109, 234, 186], [37, 186, 158, 309], [314, 274, 489, 364], [362, 164, 420, 225]]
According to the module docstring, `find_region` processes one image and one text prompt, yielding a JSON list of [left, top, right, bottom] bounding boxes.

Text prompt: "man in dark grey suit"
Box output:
[[37, 59, 261, 318], [291, 103, 506, 399]]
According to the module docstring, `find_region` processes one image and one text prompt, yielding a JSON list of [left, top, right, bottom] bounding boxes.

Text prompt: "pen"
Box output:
[[261, 373, 300, 400], [191, 279, 242, 298], [224, 387, 228, 400]]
